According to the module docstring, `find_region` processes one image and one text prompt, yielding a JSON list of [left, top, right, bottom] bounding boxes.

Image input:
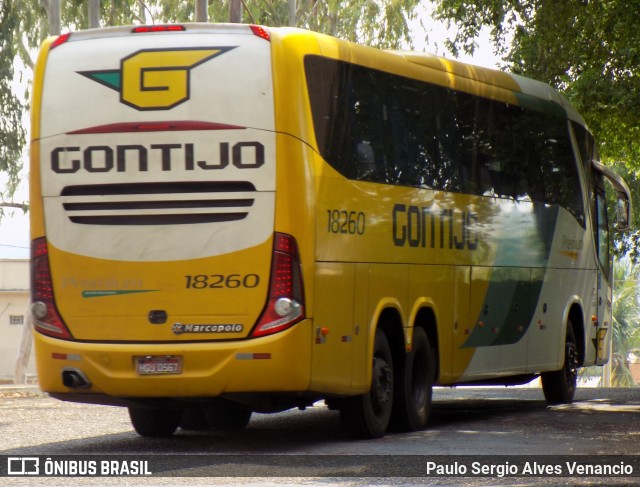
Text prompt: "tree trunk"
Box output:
[[45, 0, 61, 35], [88, 0, 100, 29], [229, 0, 242, 23], [288, 0, 296, 26], [195, 0, 208, 22]]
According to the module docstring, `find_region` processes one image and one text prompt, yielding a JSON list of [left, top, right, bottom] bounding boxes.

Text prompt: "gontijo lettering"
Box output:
[[392, 203, 479, 250], [51, 141, 265, 173]]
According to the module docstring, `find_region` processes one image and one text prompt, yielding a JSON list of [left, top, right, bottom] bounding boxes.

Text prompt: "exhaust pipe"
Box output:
[[61, 368, 91, 389]]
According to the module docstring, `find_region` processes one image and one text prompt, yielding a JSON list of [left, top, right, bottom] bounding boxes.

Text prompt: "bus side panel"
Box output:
[[314, 261, 409, 395], [445, 266, 472, 384], [470, 266, 531, 377], [310, 262, 355, 394], [594, 275, 611, 366], [407, 264, 455, 384], [525, 267, 562, 371], [350, 263, 371, 393], [272, 133, 317, 314], [526, 203, 599, 372], [347, 264, 458, 393], [527, 270, 591, 372], [526, 269, 564, 371], [361, 263, 408, 383]]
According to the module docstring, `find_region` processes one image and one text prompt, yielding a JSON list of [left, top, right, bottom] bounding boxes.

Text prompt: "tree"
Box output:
[[607, 161, 640, 260], [155, 0, 419, 49], [610, 257, 640, 386], [431, 1, 640, 172], [579, 255, 640, 387], [0, 0, 27, 210]]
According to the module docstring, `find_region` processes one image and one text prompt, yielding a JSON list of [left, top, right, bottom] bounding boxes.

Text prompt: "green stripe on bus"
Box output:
[[462, 205, 558, 348], [82, 290, 159, 298], [514, 92, 566, 119]]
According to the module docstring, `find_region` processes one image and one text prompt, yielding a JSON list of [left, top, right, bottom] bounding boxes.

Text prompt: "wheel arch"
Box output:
[[412, 306, 439, 382], [567, 302, 586, 366], [376, 306, 405, 379]]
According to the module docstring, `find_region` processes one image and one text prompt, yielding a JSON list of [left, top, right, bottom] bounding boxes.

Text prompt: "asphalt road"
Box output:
[[1, 385, 639, 486]]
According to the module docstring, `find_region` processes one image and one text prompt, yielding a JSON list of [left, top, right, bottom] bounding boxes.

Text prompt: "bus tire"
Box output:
[[128, 407, 182, 437], [391, 326, 433, 431], [541, 325, 578, 405], [203, 399, 252, 431], [340, 329, 394, 439]]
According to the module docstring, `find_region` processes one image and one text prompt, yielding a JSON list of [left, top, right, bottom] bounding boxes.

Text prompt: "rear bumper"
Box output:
[[34, 319, 312, 400]]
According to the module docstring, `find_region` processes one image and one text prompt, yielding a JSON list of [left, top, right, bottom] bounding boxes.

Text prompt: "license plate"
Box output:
[[135, 356, 183, 375]]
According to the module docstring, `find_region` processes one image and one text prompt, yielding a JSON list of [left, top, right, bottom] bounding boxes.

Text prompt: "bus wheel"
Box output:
[[541, 325, 579, 405], [391, 327, 433, 431], [340, 329, 393, 439], [204, 399, 252, 431], [128, 407, 182, 437]]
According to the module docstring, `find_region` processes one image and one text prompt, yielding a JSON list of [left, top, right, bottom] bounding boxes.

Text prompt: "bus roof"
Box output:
[[49, 22, 257, 42], [50, 24, 587, 128], [272, 27, 584, 128], [390, 50, 586, 126]]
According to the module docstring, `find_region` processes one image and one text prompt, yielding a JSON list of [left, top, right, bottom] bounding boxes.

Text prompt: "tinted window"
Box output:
[[305, 55, 584, 225]]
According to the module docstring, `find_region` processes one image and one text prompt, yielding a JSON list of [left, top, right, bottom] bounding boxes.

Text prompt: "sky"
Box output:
[[0, 9, 500, 260]]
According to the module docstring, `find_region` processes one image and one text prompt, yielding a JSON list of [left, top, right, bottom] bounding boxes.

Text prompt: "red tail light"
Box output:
[[31, 237, 73, 340], [252, 233, 305, 337], [132, 25, 185, 33], [250, 25, 270, 41], [50, 32, 71, 49]]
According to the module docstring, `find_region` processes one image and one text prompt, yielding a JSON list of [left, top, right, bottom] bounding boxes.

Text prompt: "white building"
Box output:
[[0, 259, 36, 381]]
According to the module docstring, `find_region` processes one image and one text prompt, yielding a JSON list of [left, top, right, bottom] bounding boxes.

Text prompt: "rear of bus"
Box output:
[[30, 25, 313, 420]]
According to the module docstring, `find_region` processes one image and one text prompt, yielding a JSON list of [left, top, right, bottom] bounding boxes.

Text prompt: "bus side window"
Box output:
[[596, 187, 611, 278], [356, 142, 376, 179]]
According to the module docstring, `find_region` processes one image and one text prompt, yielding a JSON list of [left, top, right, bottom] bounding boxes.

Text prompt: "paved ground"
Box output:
[[1, 384, 639, 485]]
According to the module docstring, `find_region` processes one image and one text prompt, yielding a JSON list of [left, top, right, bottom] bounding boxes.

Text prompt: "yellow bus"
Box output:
[[30, 23, 631, 438]]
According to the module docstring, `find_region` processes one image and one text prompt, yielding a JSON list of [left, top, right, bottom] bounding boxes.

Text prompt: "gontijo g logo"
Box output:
[[79, 47, 235, 110]]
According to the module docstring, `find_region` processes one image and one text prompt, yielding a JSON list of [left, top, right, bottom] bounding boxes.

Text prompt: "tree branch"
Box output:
[[18, 37, 34, 71], [0, 202, 29, 211]]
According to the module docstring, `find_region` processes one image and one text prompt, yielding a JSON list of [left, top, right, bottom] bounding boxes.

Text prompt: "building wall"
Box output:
[[0, 260, 36, 381]]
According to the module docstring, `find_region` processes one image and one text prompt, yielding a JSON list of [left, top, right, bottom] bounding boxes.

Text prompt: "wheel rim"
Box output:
[[371, 355, 392, 416]]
